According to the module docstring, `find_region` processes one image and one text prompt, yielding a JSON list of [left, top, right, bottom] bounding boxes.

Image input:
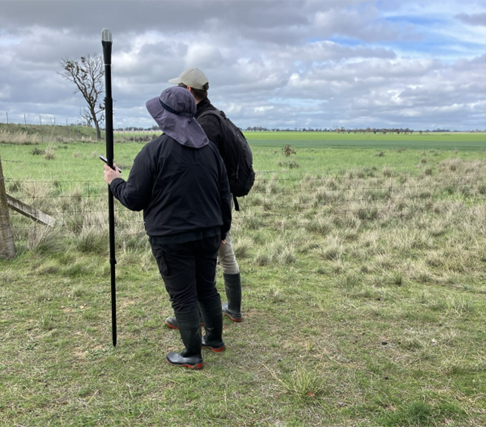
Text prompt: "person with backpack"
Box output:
[[103, 86, 232, 369], [164, 68, 254, 329]]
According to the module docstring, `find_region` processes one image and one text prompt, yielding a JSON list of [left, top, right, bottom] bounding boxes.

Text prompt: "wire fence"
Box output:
[[0, 112, 71, 126], [3, 152, 486, 241], [0, 112, 159, 134], [0, 115, 161, 145], [0, 111, 147, 130], [4, 166, 486, 241]]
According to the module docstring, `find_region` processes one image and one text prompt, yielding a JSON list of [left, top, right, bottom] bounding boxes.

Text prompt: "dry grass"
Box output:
[[11, 156, 485, 283], [239, 158, 486, 288], [0, 129, 40, 145]]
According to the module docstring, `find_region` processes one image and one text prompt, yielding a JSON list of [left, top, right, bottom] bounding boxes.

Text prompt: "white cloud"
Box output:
[[314, 6, 400, 42], [254, 106, 274, 113], [185, 45, 225, 69], [0, 0, 484, 130]]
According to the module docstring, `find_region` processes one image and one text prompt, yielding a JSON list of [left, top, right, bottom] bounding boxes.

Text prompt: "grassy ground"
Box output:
[[1, 133, 486, 426]]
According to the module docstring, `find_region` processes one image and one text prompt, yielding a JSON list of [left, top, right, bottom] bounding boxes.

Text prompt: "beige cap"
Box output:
[[168, 68, 209, 90]]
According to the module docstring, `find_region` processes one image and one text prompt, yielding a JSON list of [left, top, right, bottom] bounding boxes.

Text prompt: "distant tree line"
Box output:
[[243, 127, 485, 133], [109, 125, 485, 133]]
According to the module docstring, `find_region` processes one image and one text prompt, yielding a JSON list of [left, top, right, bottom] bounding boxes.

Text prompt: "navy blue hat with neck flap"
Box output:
[[146, 86, 209, 148]]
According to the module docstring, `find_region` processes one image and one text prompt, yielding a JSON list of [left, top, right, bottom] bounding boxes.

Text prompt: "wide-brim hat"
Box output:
[[146, 86, 209, 148]]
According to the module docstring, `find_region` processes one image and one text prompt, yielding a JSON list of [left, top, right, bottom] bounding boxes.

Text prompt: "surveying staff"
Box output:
[[103, 86, 232, 369], [164, 68, 243, 329]]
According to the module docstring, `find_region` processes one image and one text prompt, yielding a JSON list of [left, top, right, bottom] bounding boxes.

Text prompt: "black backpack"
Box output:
[[199, 109, 255, 210]]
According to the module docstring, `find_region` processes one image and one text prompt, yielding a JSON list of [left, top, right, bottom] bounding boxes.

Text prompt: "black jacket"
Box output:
[[110, 134, 232, 241], [195, 98, 225, 156]]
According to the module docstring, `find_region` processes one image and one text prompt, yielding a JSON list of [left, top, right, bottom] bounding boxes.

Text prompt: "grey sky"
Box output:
[[0, 0, 485, 130]]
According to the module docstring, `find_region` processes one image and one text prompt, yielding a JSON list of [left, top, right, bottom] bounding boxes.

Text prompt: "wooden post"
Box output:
[[0, 157, 16, 259]]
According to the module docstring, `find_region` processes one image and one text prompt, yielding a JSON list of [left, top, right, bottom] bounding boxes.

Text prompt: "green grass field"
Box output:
[[1, 130, 486, 426], [2, 131, 485, 182], [246, 131, 486, 151]]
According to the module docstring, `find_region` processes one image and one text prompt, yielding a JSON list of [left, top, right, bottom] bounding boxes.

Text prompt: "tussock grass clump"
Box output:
[[445, 295, 475, 315], [252, 238, 296, 266], [254, 250, 272, 266], [336, 271, 362, 289], [293, 192, 312, 207], [314, 186, 339, 204], [44, 146, 55, 160], [265, 176, 282, 195], [243, 209, 266, 230], [304, 217, 333, 235], [245, 193, 264, 207], [277, 245, 296, 264], [268, 285, 284, 303], [316, 241, 343, 260], [27, 226, 63, 254], [22, 180, 51, 200], [278, 160, 300, 169], [233, 236, 252, 259], [7, 179, 22, 193], [440, 158, 463, 172], [266, 365, 327, 399], [0, 129, 40, 145], [251, 176, 267, 193], [75, 227, 109, 255], [30, 147, 45, 155], [39, 311, 56, 331]]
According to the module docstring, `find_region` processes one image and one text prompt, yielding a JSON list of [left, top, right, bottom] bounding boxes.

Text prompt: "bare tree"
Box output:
[[58, 54, 105, 139]]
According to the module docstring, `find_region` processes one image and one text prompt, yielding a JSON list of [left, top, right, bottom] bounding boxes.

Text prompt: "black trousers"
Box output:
[[150, 234, 221, 314]]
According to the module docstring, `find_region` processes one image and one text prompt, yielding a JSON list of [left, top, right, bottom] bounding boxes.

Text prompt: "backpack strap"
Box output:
[[199, 109, 240, 212], [197, 108, 221, 122], [197, 109, 226, 157]]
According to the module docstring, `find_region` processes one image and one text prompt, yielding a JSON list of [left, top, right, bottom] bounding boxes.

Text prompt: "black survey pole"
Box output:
[[102, 28, 117, 347]]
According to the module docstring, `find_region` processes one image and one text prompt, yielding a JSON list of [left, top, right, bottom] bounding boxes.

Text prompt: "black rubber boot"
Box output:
[[165, 307, 204, 330], [166, 309, 204, 369], [200, 297, 226, 353], [222, 273, 242, 322], [164, 316, 179, 329]]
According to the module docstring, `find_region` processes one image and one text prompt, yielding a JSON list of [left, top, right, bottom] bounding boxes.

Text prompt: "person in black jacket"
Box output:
[[164, 68, 243, 329], [103, 86, 232, 369]]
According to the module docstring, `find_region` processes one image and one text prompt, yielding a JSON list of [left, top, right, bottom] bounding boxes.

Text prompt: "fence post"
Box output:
[[0, 157, 16, 259]]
